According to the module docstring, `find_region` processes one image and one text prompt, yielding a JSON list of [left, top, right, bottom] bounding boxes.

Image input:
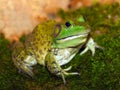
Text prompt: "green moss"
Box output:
[[0, 3, 120, 90]]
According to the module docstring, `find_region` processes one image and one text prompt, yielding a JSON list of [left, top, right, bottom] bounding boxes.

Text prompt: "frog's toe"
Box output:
[[63, 66, 72, 71], [19, 65, 34, 77], [57, 69, 80, 76], [56, 67, 80, 84]]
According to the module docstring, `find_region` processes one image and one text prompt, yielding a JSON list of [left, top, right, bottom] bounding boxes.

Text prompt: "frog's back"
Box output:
[[25, 20, 56, 65]]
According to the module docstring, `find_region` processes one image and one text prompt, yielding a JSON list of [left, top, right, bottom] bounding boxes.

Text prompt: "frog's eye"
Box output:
[[65, 21, 71, 27], [53, 24, 61, 37]]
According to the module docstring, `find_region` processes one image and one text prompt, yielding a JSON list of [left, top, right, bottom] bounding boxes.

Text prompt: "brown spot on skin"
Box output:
[[36, 54, 39, 58], [35, 36, 39, 41], [33, 42, 36, 46], [21, 57, 24, 60], [35, 41, 39, 45], [35, 46, 38, 51], [41, 34, 44, 38], [39, 50, 43, 54], [47, 41, 51, 46], [37, 37, 40, 41], [44, 47, 47, 51]]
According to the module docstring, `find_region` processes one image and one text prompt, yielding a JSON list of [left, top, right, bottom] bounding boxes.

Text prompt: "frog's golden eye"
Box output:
[[53, 24, 61, 37], [65, 21, 71, 27]]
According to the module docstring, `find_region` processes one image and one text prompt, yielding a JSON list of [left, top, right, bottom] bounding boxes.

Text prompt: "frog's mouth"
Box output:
[[58, 29, 90, 41], [52, 29, 90, 49], [58, 34, 87, 42]]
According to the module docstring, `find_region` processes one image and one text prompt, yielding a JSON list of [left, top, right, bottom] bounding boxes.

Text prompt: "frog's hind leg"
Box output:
[[12, 41, 37, 77], [45, 52, 79, 84], [13, 54, 37, 78], [18, 61, 34, 77]]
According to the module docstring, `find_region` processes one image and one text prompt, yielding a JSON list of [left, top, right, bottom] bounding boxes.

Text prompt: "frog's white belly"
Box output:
[[54, 48, 79, 66], [23, 48, 79, 67]]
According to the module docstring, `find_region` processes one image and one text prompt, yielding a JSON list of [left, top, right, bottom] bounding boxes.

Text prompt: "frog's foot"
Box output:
[[48, 63, 79, 84], [56, 66, 80, 84], [18, 63, 34, 77], [12, 54, 37, 78], [12, 41, 36, 78], [80, 38, 104, 56], [45, 52, 79, 84]]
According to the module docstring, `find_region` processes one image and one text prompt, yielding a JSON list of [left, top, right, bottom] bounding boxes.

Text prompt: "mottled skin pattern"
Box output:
[[12, 17, 102, 84], [12, 20, 56, 76], [25, 20, 55, 65]]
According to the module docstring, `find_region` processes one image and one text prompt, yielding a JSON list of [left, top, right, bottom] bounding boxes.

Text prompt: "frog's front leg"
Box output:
[[80, 38, 104, 56], [45, 51, 79, 84]]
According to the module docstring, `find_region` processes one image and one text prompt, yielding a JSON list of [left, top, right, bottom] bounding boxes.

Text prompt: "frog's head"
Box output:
[[52, 16, 91, 48]]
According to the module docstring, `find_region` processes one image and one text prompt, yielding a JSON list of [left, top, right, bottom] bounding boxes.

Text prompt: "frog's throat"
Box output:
[[55, 48, 78, 66], [54, 33, 91, 66]]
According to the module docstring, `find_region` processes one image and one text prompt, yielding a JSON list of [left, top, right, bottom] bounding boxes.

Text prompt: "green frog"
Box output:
[[12, 16, 102, 84]]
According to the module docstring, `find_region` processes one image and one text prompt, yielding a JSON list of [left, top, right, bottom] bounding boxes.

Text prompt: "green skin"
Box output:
[[12, 16, 102, 84]]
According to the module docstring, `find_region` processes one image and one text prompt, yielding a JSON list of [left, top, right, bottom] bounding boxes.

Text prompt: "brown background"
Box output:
[[0, 0, 119, 41]]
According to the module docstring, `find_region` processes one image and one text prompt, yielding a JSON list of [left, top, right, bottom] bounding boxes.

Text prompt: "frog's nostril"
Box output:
[[65, 21, 71, 27]]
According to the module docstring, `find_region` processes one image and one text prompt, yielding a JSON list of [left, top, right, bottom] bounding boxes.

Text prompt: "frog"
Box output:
[[12, 16, 102, 84]]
